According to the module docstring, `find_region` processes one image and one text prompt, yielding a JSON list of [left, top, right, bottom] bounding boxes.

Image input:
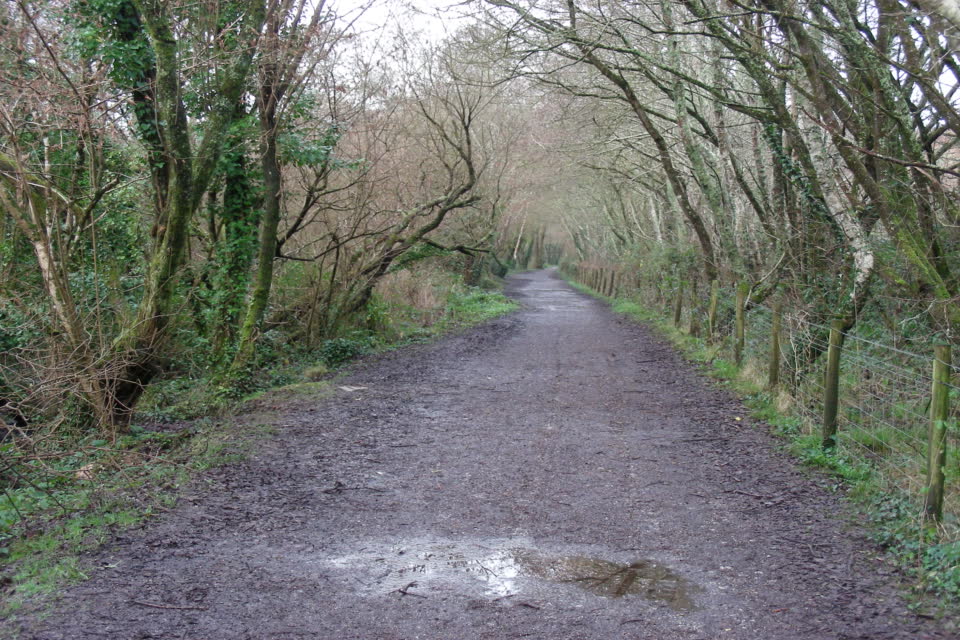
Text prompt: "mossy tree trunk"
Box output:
[[106, 0, 266, 424], [230, 60, 282, 375], [229, 2, 331, 376], [210, 107, 262, 362]]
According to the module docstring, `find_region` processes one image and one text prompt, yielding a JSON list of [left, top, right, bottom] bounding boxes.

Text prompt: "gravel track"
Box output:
[[11, 269, 954, 639]]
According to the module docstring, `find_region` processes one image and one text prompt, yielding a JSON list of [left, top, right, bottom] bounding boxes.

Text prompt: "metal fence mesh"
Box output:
[[574, 270, 960, 534]]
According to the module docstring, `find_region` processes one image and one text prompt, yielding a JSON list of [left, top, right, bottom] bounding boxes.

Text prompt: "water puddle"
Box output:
[[515, 551, 696, 610], [329, 541, 699, 611], [524, 287, 592, 309]]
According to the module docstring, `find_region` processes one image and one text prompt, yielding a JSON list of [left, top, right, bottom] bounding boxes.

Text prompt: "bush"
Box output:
[[319, 337, 369, 366]]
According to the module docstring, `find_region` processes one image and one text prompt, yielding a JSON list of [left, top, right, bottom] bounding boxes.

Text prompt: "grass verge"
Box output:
[[0, 416, 275, 623]]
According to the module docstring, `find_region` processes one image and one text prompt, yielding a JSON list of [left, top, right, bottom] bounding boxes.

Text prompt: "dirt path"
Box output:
[[12, 269, 954, 639]]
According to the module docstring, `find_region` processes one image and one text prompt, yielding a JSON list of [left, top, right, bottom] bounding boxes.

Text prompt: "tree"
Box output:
[[230, 0, 343, 374]]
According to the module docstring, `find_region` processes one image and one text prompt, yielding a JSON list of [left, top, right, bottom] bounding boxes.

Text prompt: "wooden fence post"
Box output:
[[768, 298, 782, 390], [925, 344, 951, 523], [673, 282, 684, 328], [689, 281, 702, 337], [734, 282, 748, 365], [708, 279, 719, 340], [822, 318, 845, 449]]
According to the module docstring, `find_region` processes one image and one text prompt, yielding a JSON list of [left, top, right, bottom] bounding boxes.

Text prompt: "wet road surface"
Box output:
[[13, 269, 953, 639]]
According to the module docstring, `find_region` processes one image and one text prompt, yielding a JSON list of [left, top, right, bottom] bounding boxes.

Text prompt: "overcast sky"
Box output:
[[349, 0, 469, 42]]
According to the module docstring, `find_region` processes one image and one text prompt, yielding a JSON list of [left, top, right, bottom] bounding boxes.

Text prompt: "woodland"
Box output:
[[3, 0, 960, 615]]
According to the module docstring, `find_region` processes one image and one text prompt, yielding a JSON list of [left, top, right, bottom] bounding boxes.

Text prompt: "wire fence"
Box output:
[[570, 264, 959, 532], [754, 302, 960, 516]]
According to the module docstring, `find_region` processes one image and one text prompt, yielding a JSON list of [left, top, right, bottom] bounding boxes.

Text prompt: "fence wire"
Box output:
[[585, 272, 960, 532], [747, 298, 958, 527]]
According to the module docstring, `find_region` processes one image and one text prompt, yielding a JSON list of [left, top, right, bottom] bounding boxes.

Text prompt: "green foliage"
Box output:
[[69, 0, 154, 90], [441, 286, 517, 326], [303, 364, 330, 381], [278, 125, 355, 169], [0, 301, 42, 354], [364, 294, 392, 334], [86, 184, 147, 269], [864, 491, 960, 600], [202, 110, 264, 357], [611, 299, 655, 321], [710, 358, 740, 380], [0, 416, 270, 616], [137, 375, 225, 422], [68, 0, 167, 154], [921, 541, 960, 598], [623, 245, 699, 290], [318, 336, 370, 366], [388, 243, 457, 274]]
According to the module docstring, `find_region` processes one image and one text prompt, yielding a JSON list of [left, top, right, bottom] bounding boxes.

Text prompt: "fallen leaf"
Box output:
[[75, 463, 98, 481]]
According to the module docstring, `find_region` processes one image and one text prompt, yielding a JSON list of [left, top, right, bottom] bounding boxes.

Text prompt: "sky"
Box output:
[[348, 0, 470, 42]]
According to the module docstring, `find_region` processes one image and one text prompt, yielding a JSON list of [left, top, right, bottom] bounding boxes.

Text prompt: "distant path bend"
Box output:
[[17, 269, 952, 639]]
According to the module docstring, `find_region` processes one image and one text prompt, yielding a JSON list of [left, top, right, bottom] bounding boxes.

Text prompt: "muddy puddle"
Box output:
[[521, 282, 592, 310], [329, 540, 699, 611]]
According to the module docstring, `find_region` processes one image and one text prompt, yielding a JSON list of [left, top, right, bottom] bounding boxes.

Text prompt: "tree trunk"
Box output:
[[230, 57, 282, 375]]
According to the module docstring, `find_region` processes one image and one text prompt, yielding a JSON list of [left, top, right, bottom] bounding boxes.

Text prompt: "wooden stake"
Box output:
[[822, 318, 845, 449], [734, 282, 748, 366], [673, 282, 684, 328], [925, 344, 951, 523], [708, 279, 719, 339], [768, 298, 782, 390]]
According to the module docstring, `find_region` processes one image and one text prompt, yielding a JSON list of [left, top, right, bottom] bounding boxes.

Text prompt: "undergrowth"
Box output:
[[0, 276, 516, 623], [569, 276, 960, 617], [0, 417, 264, 619]]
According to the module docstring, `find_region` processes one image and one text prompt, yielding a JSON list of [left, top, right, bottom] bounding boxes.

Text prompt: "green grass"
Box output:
[[440, 287, 518, 326], [566, 272, 960, 618], [349, 283, 517, 354], [0, 411, 292, 624], [0, 416, 280, 623]]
